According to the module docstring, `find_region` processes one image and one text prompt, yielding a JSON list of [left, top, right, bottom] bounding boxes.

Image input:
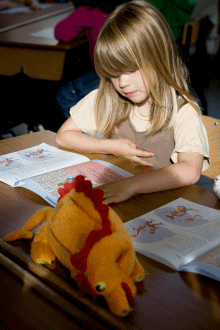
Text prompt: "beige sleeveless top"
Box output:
[[110, 118, 174, 169], [70, 89, 210, 172]]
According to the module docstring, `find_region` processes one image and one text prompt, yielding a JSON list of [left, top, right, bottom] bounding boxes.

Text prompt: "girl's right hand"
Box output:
[[108, 139, 155, 166]]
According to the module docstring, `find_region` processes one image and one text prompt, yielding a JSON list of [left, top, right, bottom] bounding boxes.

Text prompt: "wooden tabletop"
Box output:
[[0, 3, 89, 80], [1, 131, 220, 330], [0, 3, 87, 50], [0, 2, 73, 33]]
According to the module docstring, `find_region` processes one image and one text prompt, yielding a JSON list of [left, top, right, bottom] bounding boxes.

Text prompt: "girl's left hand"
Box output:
[[28, 0, 42, 10], [99, 179, 135, 204]]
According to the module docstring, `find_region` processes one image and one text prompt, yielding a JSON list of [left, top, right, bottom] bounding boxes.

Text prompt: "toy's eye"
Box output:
[[95, 282, 106, 292]]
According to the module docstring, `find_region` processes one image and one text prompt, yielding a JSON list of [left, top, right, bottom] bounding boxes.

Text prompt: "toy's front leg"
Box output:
[[3, 207, 53, 242], [131, 259, 146, 282], [99, 233, 146, 284], [31, 223, 55, 265], [107, 232, 140, 276]]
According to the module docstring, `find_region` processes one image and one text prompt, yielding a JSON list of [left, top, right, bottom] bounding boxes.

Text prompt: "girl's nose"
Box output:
[[119, 74, 130, 88]]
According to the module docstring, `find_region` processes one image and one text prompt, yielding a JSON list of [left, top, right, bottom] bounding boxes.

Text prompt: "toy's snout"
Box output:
[[109, 281, 134, 317], [120, 281, 134, 316], [96, 277, 136, 317], [95, 280, 133, 316]]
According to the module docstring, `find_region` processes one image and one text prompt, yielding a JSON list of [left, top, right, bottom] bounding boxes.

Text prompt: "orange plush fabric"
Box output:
[[3, 175, 145, 317]]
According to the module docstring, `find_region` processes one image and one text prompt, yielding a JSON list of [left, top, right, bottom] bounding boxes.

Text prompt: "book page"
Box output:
[[124, 198, 220, 270], [18, 159, 132, 206], [179, 246, 220, 281], [0, 143, 89, 186]]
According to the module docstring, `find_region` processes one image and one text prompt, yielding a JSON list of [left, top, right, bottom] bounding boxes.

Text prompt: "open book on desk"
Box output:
[[124, 198, 220, 282], [0, 143, 132, 207]]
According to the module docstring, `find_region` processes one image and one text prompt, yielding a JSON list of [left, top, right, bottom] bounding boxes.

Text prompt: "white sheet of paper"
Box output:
[[30, 27, 55, 39], [2, 4, 52, 14]]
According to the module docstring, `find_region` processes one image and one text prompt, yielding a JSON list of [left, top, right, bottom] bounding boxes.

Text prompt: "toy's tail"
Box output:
[[3, 207, 53, 242]]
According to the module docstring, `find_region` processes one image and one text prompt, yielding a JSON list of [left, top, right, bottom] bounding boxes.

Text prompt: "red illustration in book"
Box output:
[[130, 220, 163, 237], [25, 148, 50, 159], [179, 214, 200, 223], [165, 206, 197, 219], [0, 158, 13, 166], [155, 204, 206, 227], [25, 148, 44, 157]]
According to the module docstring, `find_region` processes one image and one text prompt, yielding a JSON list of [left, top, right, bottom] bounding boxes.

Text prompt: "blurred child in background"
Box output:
[[55, 0, 126, 119]]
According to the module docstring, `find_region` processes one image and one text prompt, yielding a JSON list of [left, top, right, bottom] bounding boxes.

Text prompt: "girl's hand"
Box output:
[[29, 0, 41, 10], [24, 0, 41, 10], [100, 179, 135, 205], [109, 139, 154, 166]]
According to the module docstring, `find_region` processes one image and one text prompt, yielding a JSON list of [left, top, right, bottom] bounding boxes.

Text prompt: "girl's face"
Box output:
[[111, 70, 150, 106]]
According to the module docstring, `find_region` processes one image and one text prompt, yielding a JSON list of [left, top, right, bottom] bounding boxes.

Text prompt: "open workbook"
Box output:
[[0, 143, 132, 207], [124, 198, 220, 282]]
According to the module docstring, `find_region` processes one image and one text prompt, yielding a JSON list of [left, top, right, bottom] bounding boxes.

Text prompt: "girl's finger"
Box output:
[[129, 141, 137, 148], [103, 197, 114, 205], [135, 149, 155, 157], [131, 156, 154, 167], [102, 191, 112, 198]]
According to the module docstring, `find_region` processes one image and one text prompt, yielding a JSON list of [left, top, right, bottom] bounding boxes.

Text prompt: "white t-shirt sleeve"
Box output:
[[69, 89, 98, 135], [171, 104, 211, 171]]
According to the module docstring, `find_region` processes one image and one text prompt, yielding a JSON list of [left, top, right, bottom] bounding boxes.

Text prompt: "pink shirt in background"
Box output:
[[54, 6, 110, 65]]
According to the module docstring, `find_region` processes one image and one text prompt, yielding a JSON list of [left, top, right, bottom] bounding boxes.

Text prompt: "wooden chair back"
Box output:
[[182, 20, 200, 46], [202, 115, 220, 179]]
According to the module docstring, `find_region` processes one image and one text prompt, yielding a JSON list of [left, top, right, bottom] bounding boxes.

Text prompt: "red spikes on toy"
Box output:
[[58, 176, 109, 225], [58, 175, 103, 203], [57, 175, 81, 202]]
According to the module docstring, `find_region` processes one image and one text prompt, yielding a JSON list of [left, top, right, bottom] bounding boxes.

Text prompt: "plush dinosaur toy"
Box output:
[[3, 175, 145, 317]]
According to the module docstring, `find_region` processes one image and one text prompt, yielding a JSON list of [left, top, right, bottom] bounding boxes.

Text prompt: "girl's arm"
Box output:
[[56, 117, 155, 166], [100, 152, 204, 204], [54, 8, 86, 41]]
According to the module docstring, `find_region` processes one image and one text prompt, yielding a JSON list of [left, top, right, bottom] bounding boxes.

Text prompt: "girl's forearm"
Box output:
[[128, 161, 201, 195], [101, 155, 203, 204], [56, 131, 156, 166], [101, 152, 203, 204], [56, 131, 111, 154]]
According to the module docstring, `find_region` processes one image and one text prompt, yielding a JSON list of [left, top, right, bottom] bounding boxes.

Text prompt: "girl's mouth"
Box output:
[[125, 91, 136, 97]]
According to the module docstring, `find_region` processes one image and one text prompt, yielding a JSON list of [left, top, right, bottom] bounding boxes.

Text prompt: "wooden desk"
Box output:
[[0, 3, 89, 80], [1, 131, 220, 330], [0, 3, 73, 33]]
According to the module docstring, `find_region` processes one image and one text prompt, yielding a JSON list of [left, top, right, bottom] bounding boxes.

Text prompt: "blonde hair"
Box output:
[[94, 0, 200, 136]]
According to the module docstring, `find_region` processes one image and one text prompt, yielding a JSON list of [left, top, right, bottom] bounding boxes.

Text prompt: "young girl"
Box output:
[[56, 0, 210, 204]]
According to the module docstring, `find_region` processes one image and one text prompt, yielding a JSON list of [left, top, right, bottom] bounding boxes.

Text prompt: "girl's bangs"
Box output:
[[95, 35, 139, 79]]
